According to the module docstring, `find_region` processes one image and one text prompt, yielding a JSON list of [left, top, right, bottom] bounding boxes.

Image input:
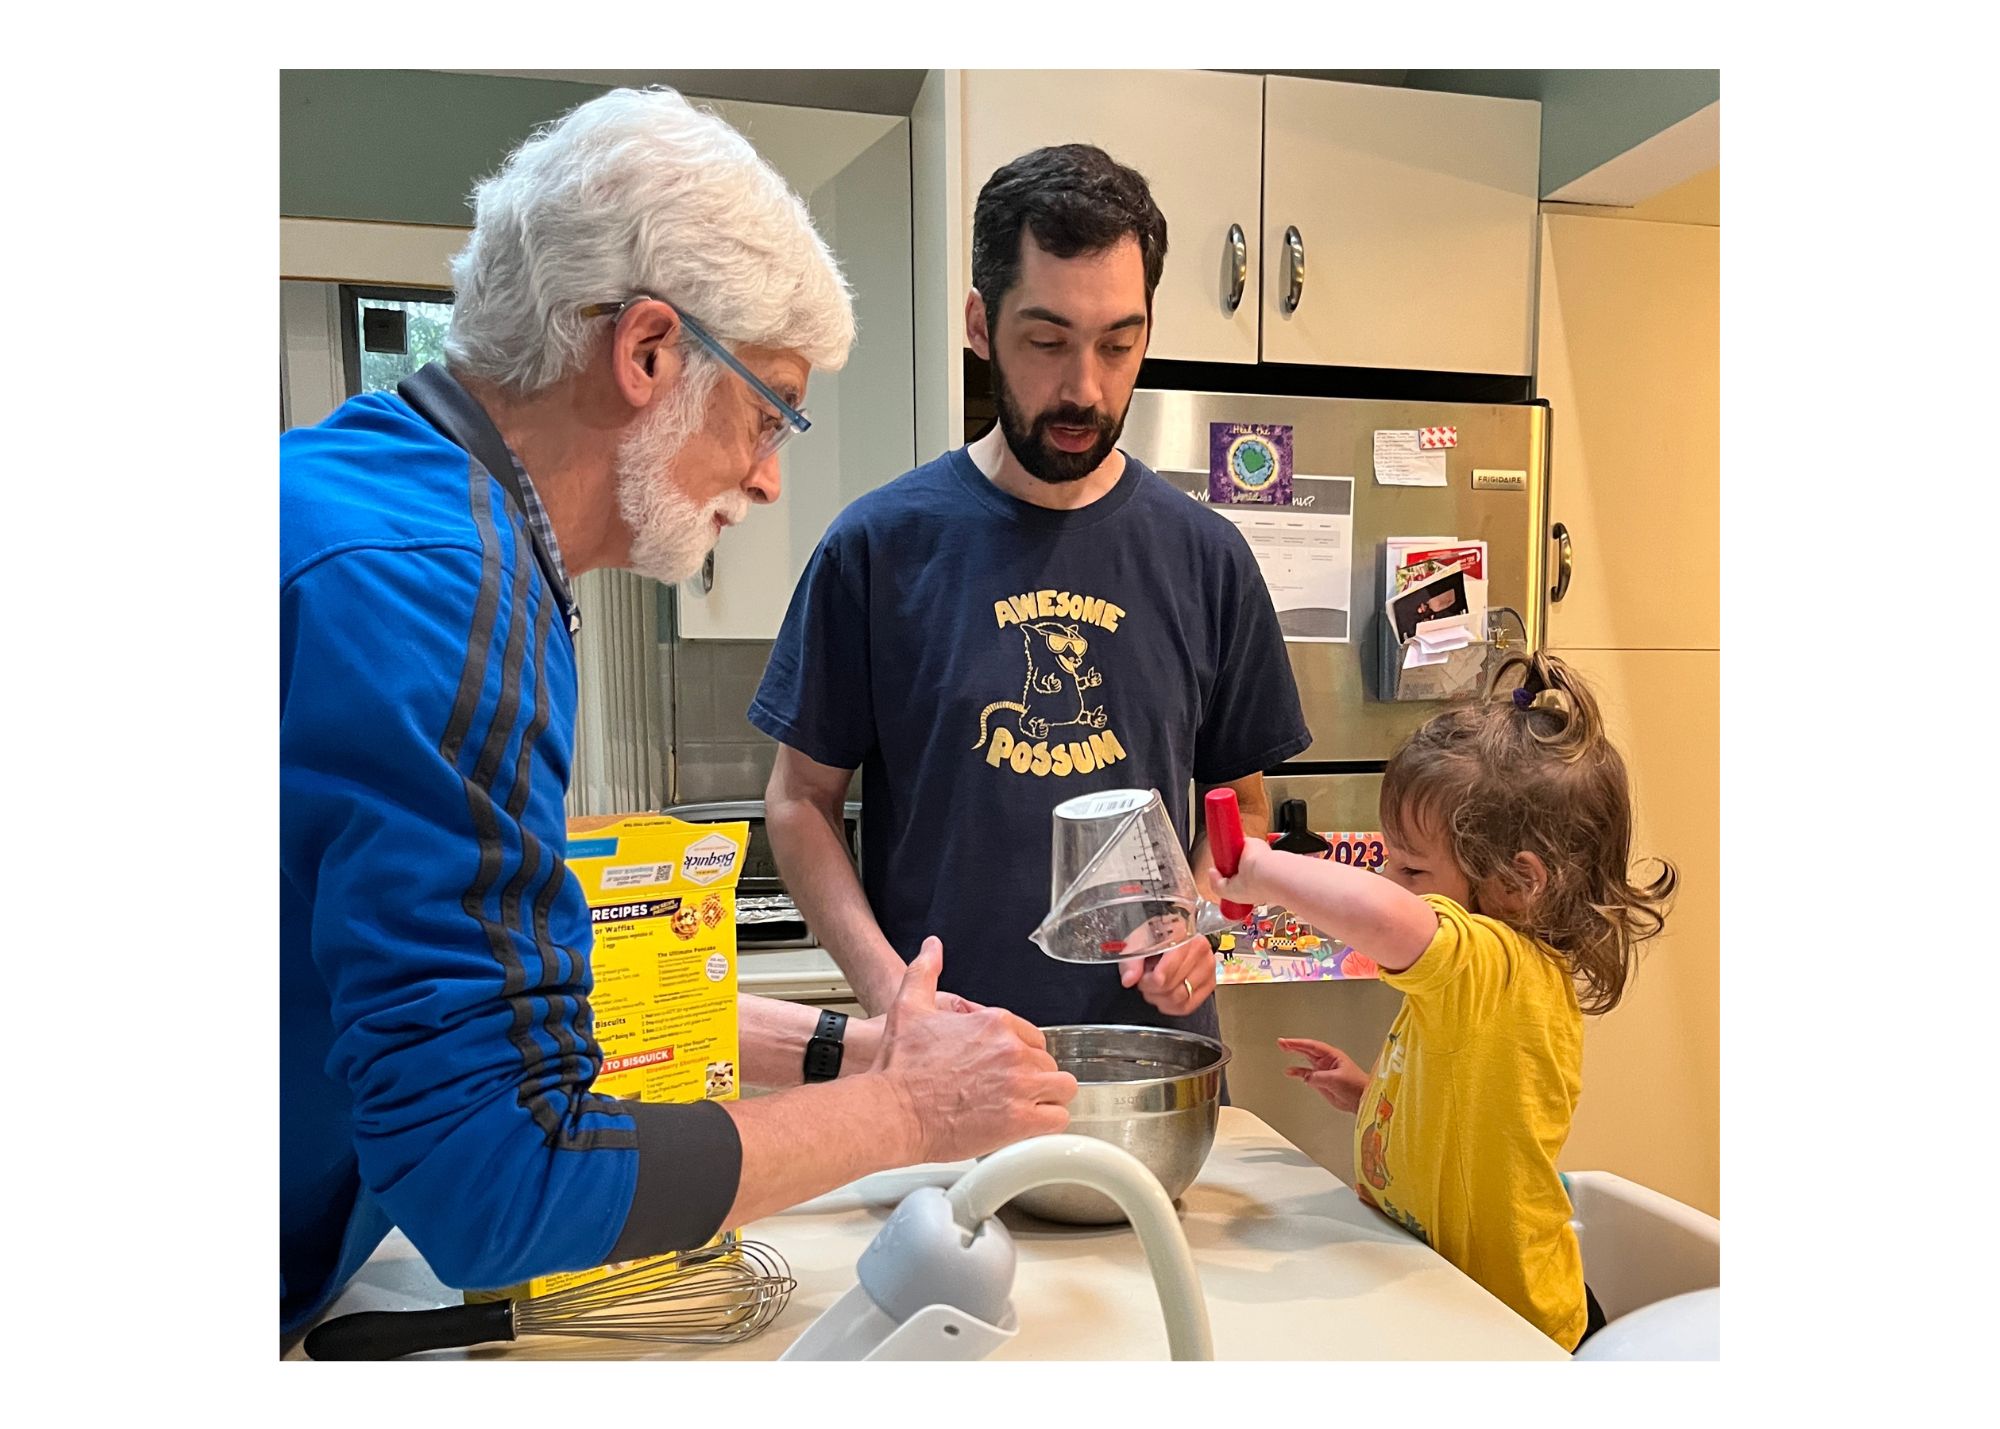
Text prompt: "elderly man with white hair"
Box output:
[[279, 88, 1076, 1340]]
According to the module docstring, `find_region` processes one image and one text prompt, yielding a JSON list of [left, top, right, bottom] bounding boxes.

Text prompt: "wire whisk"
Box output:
[[304, 1239, 797, 1359]]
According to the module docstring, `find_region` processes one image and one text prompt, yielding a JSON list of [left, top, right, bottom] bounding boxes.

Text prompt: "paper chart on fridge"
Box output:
[[1209, 496, 1354, 644]]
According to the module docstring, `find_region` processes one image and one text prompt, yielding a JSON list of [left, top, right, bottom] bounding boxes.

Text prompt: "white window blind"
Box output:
[[566, 568, 668, 818]]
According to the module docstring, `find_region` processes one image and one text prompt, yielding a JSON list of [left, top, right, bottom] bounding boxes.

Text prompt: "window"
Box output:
[[340, 285, 454, 397]]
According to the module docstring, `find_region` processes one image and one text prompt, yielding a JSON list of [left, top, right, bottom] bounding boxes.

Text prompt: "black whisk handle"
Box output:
[[304, 1300, 517, 1359]]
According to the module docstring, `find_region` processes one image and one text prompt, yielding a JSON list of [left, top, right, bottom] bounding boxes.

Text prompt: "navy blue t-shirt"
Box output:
[[750, 447, 1311, 1035]]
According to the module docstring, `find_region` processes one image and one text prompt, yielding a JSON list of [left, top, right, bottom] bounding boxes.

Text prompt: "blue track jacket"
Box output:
[[279, 365, 742, 1334]]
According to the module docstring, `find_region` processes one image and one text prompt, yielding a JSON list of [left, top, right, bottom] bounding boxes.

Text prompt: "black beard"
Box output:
[[990, 351, 1126, 484]]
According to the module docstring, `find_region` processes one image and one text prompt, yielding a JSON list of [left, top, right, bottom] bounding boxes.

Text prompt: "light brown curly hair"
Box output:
[[1379, 651, 1677, 1014]]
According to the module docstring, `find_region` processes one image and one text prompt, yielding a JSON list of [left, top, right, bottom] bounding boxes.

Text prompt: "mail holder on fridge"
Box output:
[[1376, 619, 1485, 702], [1373, 606, 1529, 703]]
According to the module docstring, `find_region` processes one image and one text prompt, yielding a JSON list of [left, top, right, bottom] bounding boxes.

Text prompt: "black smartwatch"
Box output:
[[803, 1008, 849, 1084]]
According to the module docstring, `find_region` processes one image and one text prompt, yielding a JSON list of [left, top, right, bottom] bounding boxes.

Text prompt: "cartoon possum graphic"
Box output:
[[973, 620, 1109, 749]]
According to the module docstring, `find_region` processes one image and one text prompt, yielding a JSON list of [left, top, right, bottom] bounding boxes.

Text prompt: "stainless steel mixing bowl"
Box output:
[[1009, 1024, 1231, 1225]]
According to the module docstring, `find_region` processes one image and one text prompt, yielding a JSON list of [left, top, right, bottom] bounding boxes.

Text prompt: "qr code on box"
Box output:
[[602, 862, 675, 890]]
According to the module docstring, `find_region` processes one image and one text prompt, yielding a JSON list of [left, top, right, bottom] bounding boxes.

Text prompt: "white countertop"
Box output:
[[290, 1107, 1567, 1361]]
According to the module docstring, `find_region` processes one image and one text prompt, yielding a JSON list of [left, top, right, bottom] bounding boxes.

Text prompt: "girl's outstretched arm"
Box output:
[[1215, 840, 1439, 971]]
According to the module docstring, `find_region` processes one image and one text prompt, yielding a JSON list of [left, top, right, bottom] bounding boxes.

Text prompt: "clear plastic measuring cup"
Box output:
[[1031, 789, 1204, 964]]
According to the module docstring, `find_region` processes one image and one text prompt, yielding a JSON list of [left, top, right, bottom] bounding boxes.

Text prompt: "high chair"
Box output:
[[1563, 1170, 1721, 1360]]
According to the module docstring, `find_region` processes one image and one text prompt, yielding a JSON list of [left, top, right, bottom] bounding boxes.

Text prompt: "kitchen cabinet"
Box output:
[[1533, 205, 1719, 1216], [918, 71, 1544, 445], [1260, 77, 1541, 374], [1548, 648, 1719, 1217], [951, 72, 1541, 377], [1538, 213, 1720, 651], [675, 101, 916, 641], [958, 69, 1266, 366]]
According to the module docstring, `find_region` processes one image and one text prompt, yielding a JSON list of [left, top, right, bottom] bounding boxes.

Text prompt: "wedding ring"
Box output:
[[1182, 978, 1195, 999]]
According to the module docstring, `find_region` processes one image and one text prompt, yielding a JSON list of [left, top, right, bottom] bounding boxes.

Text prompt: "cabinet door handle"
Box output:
[[1225, 223, 1247, 313], [1283, 226, 1306, 314], [1550, 522, 1573, 604]]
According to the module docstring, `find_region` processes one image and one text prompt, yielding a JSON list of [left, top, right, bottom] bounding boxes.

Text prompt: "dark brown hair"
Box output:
[[970, 144, 1169, 324], [1380, 652, 1678, 1014]]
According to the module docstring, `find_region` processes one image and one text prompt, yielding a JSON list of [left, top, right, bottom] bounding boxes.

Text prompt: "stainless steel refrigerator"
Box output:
[[1118, 385, 1560, 1180]]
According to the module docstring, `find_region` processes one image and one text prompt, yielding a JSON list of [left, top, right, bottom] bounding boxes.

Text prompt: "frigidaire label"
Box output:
[[1471, 468, 1527, 491]]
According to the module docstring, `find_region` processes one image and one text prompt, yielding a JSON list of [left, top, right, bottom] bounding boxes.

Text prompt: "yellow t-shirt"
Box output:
[[1355, 895, 1587, 1349]]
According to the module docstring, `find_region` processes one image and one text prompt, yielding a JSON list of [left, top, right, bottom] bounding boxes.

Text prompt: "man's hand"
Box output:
[[1276, 1036, 1371, 1113], [842, 995, 982, 1077], [1118, 933, 1218, 1016], [876, 937, 1076, 1163]]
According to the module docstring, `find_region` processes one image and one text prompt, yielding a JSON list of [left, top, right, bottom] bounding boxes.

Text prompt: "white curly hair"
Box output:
[[444, 86, 855, 395]]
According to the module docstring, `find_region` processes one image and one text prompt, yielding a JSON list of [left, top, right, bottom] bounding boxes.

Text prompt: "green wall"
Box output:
[[1405, 69, 1719, 195], [282, 70, 614, 225]]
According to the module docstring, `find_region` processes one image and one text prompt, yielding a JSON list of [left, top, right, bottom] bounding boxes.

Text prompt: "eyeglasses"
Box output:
[[581, 293, 811, 462]]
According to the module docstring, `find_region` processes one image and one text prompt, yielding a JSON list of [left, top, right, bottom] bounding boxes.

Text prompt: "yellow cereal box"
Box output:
[[466, 813, 746, 1302]]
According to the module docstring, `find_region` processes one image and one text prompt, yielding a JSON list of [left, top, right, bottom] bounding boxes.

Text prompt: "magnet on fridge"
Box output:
[[1208, 422, 1293, 505]]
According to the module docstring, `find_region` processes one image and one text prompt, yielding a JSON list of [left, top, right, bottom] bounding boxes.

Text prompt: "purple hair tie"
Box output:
[[1512, 687, 1533, 709]]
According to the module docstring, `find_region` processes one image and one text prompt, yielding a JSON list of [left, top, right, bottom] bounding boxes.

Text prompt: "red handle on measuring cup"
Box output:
[[1205, 788, 1254, 921]]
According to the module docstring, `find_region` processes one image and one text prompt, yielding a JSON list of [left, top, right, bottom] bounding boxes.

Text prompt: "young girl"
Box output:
[[1213, 653, 1677, 1352]]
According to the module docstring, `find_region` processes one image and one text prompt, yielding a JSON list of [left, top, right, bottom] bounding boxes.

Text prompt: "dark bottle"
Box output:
[[1270, 799, 1334, 858]]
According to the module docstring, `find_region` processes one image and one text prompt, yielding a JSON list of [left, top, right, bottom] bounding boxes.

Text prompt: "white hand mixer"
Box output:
[[780, 1135, 1214, 1360]]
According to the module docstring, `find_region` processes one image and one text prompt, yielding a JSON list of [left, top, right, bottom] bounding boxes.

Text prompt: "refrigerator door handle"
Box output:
[[1225, 223, 1248, 313], [1283, 226, 1306, 314], [1550, 522, 1574, 604]]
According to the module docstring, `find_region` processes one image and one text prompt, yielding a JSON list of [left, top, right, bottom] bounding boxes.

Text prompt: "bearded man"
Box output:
[[755, 143, 1311, 1038]]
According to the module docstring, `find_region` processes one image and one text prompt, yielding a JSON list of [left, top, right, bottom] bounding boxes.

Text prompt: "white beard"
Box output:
[[613, 382, 751, 586]]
